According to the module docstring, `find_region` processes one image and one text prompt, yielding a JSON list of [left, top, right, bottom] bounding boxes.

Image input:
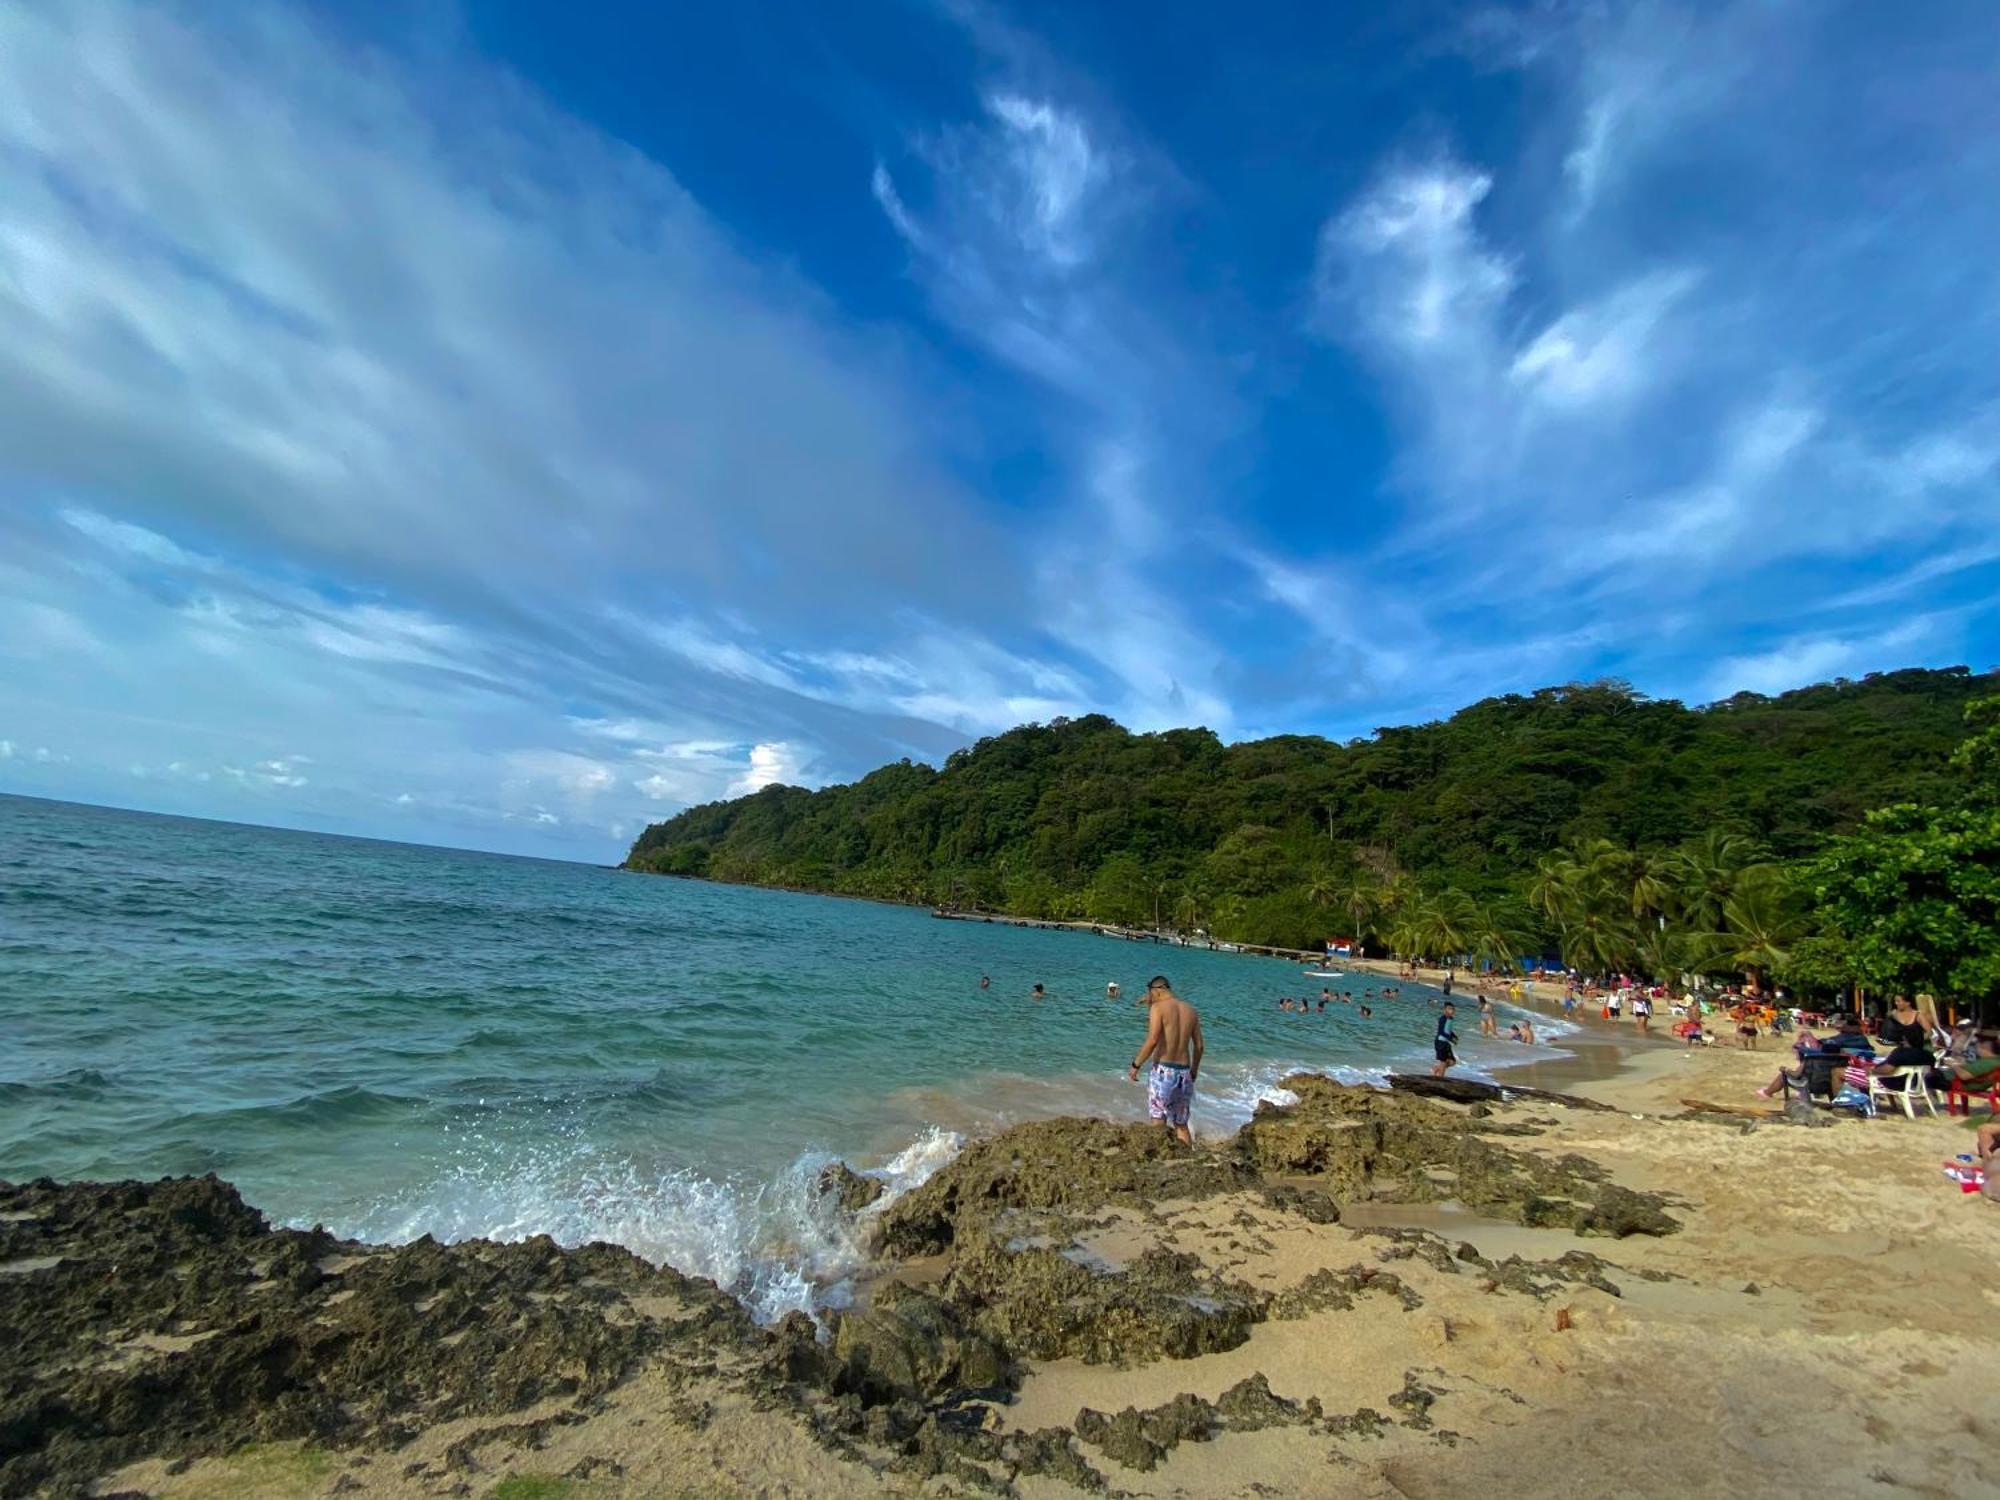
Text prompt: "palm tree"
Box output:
[[1339, 876, 1381, 949], [1174, 888, 1203, 933], [1560, 900, 1638, 979], [1528, 851, 1581, 928], [1415, 888, 1479, 962], [1667, 828, 1761, 932], [1468, 898, 1534, 975], [1305, 869, 1339, 912], [1626, 852, 1671, 924], [1694, 864, 1806, 991], [1384, 909, 1426, 963]]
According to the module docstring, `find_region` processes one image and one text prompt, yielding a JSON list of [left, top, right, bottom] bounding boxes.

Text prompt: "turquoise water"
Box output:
[[0, 794, 1569, 1316]]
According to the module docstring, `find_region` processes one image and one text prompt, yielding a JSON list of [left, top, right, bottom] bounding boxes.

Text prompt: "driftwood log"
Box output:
[[1385, 1073, 1621, 1113]]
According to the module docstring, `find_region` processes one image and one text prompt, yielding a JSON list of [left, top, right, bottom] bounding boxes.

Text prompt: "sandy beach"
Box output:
[[4, 1027, 1985, 1500]]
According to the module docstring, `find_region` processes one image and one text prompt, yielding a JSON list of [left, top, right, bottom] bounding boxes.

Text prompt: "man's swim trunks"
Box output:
[[1148, 1061, 1193, 1126]]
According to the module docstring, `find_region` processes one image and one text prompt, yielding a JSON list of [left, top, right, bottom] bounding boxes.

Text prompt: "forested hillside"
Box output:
[[624, 667, 1996, 951]]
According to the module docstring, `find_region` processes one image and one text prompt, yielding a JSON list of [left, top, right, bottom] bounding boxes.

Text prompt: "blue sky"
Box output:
[[2, 1, 1996, 859]]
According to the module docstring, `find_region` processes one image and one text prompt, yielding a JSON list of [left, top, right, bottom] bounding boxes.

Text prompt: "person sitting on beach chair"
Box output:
[[1829, 1053, 1878, 1116], [1755, 1028, 1824, 1099]]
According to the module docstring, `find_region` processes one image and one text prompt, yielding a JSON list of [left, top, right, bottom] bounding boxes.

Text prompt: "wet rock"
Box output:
[[1076, 1376, 1318, 1473], [1323, 1406, 1391, 1440], [1270, 1264, 1421, 1319], [1075, 1406, 1168, 1471], [1235, 1080, 1679, 1240], [817, 1162, 885, 1213], [1385, 1074, 1619, 1112], [1386, 1372, 1442, 1429], [1072, 1392, 1215, 1471], [1, 1083, 1680, 1495], [828, 1282, 1011, 1404], [0, 1175, 765, 1498], [1259, 1184, 1342, 1223], [1358, 1226, 1467, 1274], [1214, 1373, 1318, 1430], [997, 1427, 1109, 1492], [759, 1308, 831, 1391], [1482, 1250, 1624, 1300], [946, 1234, 1266, 1365], [872, 1118, 1254, 1258]]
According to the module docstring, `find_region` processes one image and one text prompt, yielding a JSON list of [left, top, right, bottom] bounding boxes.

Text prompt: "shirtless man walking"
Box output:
[[1128, 975, 1204, 1145]]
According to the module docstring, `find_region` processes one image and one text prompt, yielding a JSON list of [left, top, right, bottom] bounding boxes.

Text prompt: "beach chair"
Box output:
[[1945, 1077, 2000, 1117], [1866, 1068, 1938, 1121]]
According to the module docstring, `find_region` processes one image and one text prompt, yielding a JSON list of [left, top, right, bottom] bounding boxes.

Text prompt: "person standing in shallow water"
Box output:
[[1432, 1002, 1460, 1077], [1129, 975, 1203, 1145]]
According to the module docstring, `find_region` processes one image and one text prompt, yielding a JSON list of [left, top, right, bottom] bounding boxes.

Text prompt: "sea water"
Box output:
[[0, 794, 1573, 1318]]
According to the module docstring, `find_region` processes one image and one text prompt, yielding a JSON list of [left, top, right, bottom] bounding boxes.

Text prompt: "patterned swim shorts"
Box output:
[[1148, 1062, 1193, 1127]]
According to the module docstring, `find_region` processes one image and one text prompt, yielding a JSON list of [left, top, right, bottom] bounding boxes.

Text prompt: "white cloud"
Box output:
[[1510, 270, 1700, 408], [872, 77, 1241, 735], [1320, 162, 1514, 351], [58, 507, 207, 569], [0, 740, 12, 759], [985, 95, 1108, 269], [0, 4, 1006, 625], [506, 750, 618, 799], [1706, 621, 1934, 700], [730, 741, 812, 796]]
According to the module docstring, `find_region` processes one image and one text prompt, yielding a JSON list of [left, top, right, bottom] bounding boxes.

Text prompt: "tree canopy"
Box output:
[[1789, 695, 2000, 1007], [626, 667, 1996, 995]]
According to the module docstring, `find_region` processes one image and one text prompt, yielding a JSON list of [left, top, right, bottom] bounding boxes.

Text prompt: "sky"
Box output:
[[2, 1, 1996, 860]]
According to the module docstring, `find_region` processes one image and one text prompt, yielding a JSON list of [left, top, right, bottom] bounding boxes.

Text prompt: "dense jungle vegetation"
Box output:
[[626, 667, 2000, 1010]]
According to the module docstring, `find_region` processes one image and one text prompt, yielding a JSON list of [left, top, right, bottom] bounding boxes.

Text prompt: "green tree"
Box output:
[[1797, 803, 2000, 1015], [622, 669, 2000, 953], [1691, 864, 1808, 991], [1666, 828, 1761, 931], [1467, 897, 1534, 974], [1339, 875, 1381, 950]]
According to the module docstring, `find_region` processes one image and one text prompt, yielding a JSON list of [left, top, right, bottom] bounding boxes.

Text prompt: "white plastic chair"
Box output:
[[1867, 1068, 1938, 1120]]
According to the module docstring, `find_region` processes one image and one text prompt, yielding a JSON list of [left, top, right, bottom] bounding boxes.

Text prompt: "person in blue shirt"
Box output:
[[1432, 1002, 1459, 1077]]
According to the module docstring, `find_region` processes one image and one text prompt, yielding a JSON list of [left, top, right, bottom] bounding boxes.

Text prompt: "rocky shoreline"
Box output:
[[1, 1076, 1689, 1498]]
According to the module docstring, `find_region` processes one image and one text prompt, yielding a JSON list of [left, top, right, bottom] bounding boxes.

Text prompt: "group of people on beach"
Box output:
[[1750, 993, 2000, 1113]]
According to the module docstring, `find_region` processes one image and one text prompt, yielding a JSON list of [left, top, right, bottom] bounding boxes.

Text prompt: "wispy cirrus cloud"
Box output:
[[2, 0, 1994, 856], [1306, 0, 2000, 703]]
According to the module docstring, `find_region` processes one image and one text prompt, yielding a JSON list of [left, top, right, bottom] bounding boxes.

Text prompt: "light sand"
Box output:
[[100, 1044, 2000, 1499]]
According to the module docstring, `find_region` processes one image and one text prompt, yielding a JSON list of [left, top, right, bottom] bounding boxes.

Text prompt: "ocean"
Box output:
[[0, 793, 1572, 1318]]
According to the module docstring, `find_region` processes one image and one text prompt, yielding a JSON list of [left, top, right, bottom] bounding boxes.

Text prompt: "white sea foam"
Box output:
[[1197, 1058, 1393, 1132], [315, 1123, 968, 1325], [873, 1124, 965, 1198]]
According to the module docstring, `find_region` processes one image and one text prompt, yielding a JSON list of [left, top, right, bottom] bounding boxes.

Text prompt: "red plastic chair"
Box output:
[[1945, 1078, 2000, 1116]]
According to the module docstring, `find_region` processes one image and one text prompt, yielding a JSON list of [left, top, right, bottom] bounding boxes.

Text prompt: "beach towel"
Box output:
[[1944, 1157, 1989, 1196]]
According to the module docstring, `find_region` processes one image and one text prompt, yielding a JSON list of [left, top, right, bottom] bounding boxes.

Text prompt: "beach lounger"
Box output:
[[1866, 1068, 1938, 1121]]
